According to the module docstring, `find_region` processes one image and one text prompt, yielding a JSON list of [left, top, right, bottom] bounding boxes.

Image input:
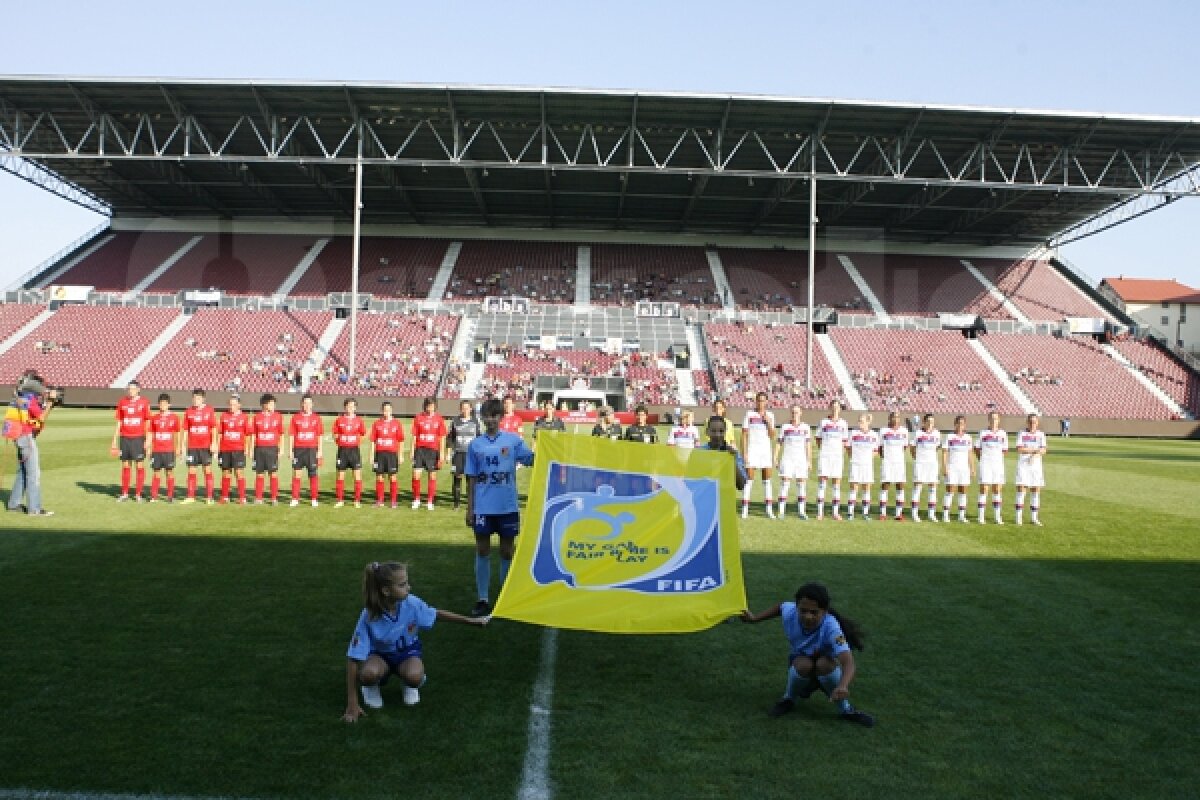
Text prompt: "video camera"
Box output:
[[15, 370, 64, 405]]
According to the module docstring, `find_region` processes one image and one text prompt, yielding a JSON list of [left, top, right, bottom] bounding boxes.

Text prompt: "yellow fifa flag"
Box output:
[[492, 431, 746, 634]]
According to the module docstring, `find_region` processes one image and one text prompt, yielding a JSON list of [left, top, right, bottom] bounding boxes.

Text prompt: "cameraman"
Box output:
[[5, 371, 56, 516]]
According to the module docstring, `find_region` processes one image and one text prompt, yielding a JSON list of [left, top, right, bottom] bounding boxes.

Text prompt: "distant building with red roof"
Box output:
[[1099, 277, 1200, 355]]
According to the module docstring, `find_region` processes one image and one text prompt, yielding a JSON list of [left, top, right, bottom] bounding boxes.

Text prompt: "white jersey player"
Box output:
[[845, 414, 880, 520], [667, 410, 701, 449], [774, 406, 812, 519], [878, 411, 910, 521], [941, 415, 975, 523], [741, 392, 778, 519], [1014, 414, 1047, 526], [908, 413, 942, 521], [975, 412, 1009, 524], [815, 400, 849, 520]]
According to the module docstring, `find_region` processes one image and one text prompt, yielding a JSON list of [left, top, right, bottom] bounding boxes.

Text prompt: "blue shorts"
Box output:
[[473, 511, 520, 538], [377, 641, 423, 682]]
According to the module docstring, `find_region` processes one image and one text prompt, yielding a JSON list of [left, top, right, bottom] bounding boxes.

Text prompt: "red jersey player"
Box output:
[[410, 397, 447, 510], [370, 400, 405, 508], [145, 393, 181, 502], [251, 393, 285, 504], [498, 395, 524, 438], [333, 398, 367, 507], [181, 388, 218, 504], [217, 396, 250, 504], [111, 380, 151, 502], [288, 393, 324, 507]]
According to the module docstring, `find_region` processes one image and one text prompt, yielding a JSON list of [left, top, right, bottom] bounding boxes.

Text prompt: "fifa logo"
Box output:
[[529, 464, 725, 594]]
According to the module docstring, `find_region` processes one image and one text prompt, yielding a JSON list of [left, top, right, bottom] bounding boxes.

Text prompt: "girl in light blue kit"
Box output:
[[742, 582, 875, 727], [342, 561, 487, 723]]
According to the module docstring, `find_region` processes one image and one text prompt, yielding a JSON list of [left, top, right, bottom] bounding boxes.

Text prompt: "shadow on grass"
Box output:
[[0, 530, 1195, 800], [73, 480, 124, 498]]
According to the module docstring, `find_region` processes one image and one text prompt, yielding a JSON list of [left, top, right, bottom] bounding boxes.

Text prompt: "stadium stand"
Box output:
[[0, 305, 179, 387], [1109, 336, 1200, 417], [703, 322, 845, 409], [136, 308, 332, 393], [48, 231, 195, 291], [310, 312, 460, 398], [144, 233, 319, 296], [828, 328, 1025, 415], [979, 332, 1173, 419], [291, 236, 448, 298], [624, 355, 680, 407], [475, 349, 622, 404], [718, 249, 870, 313], [0, 304, 46, 340], [970, 257, 1112, 322], [691, 369, 716, 407], [847, 253, 1013, 319], [591, 244, 719, 307], [448, 240, 576, 302]]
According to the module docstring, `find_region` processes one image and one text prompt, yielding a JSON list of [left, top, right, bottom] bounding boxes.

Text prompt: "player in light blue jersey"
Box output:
[[343, 561, 486, 722], [466, 397, 535, 617], [742, 581, 875, 727]]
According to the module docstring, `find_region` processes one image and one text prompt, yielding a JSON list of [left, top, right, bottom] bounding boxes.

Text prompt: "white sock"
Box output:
[[895, 488, 905, 515], [743, 479, 753, 506], [879, 488, 889, 514], [763, 479, 773, 507]]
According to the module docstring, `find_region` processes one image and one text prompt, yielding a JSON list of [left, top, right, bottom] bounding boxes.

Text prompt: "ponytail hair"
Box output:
[[795, 581, 866, 651], [362, 561, 407, 620]]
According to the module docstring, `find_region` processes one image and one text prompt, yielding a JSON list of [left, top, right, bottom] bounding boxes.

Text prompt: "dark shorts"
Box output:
[[473, 511, 520, 539], [253, 446, 279, 473], [119, 436, 145, 462], [452, 451, 468, 476], [186, 447, 212, 467], [336, 446, 362, 471], [218, 451, 246, 470], [150, 452, 176, 471], [292, 447, 319, 475], [376, 641, 424, 683], [412, 447, 439, 472], [373, 451, 399, 475]]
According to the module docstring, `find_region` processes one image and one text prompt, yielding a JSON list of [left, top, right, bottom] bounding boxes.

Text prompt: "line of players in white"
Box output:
[[667, 395, 1048, 526]]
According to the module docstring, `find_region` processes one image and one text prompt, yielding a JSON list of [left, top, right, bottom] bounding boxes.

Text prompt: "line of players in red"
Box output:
[[112, 382, 462, 508]]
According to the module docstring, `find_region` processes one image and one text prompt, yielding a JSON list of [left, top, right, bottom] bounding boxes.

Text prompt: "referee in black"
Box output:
[[446, 399, 481, 510]]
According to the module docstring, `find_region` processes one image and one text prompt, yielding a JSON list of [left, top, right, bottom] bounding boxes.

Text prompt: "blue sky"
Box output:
[[1, 0, 1197, 289]]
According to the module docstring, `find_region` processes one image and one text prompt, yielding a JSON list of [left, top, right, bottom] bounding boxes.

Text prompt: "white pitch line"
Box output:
[[0, 791, 256, 800], [517, 627, 559, 800]]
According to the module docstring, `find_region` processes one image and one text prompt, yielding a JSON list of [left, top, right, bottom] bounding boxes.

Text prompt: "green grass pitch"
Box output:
[[0, 409, 1197, 799]]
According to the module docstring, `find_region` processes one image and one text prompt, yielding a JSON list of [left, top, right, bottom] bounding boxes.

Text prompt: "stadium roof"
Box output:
[[1101, 277, 1200, 304], [2, 76, 1199, 247]]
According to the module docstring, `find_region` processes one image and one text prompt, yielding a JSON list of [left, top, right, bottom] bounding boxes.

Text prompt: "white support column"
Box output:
[[705, 249, 735, 310], [806, 176, 816, 388], [349, 156, 364, 378]]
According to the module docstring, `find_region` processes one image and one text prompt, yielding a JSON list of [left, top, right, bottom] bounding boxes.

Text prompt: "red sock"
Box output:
[[292, 476, 301, 500], [427, 475, 437, 504], [412, 477, 421, 500], [354, 479, 362, 503], [187, 473, 197, 499], [204, 472, 214, 500], [221, 475, 231, 500], [166, 475, 175, 498], [237, 477, 246, 502], [255, 475, 264, 501], [389, 481, 398, 506], [120, 466, 131, 496], [309, 476, 319, 500], [151, 475, 160, 499], [135, 467, 146, 497], [336, 478, 345, 501], [270, 475, 278, 502], [375, 479, 385, 504]]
